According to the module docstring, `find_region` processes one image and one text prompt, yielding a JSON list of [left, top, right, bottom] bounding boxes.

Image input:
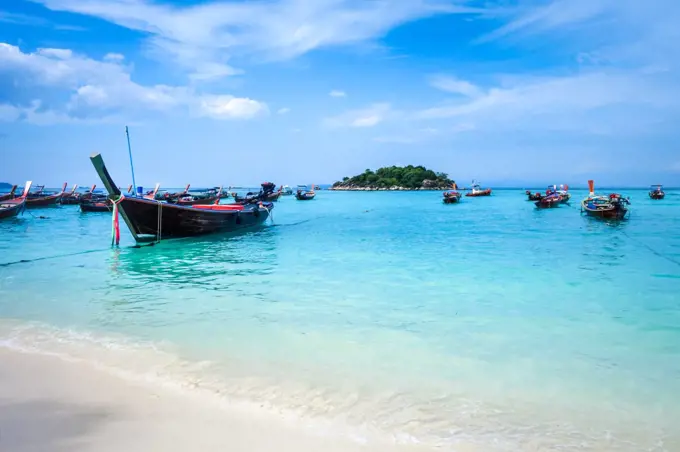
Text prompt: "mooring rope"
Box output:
[[0, 247, 114, 267]]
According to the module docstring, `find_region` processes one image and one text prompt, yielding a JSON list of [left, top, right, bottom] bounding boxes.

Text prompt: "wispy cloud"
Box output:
[[33, 0, 484, 80], [0, 43, 267, 123], [0, 10, 85, 31], [428, 74, 482, 97], [324, 103, 393, 128], [416, 70, 678, 134], [277, 107, 291, 114], [329, 90, 347, 98]]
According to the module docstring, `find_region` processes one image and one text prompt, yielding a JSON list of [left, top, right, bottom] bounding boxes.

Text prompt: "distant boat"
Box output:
[[281, 185, 293, 196], [525, 190, 542, 201], [234, 183, 281, 204], [557, 184, 571, 203], [59, 184, 81, 205], [80, 198, 111, 212], [465, 180, 492, 197], [26, 182, 67, 207], [443, 183, 462, 204], [649, 185, 665, 200], [295, 184, 316, 201], [535, 186, 562, 209], [581, 180, 630, 220], [0, 182, 31, 220]]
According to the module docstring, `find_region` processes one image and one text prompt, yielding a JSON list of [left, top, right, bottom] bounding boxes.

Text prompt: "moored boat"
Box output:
[[80, 198, 112, 212], [443, 184, 462, 204], [60, 184, 82, 205], [170, 187, 223, 206], [465, 180, 492, 197], [535, 187, 562, 208], [649, 185, 665, 200], [234, 183, 280, 204], [281, 185, 293, 196], [26, 182, 67, 207], [295, 184, 316, 201], [525, 190, 542, 201], [90, 154, 274, 243], [0, 182, 31, 220], [581, 180, 630, 220], [0, 185, 18, 202]]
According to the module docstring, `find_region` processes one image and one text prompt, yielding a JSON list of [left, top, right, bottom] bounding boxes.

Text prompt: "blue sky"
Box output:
[[1, 0, 679, 187]]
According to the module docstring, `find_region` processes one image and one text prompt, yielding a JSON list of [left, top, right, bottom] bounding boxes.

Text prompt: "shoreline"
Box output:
[[0, 347, 431, 452]]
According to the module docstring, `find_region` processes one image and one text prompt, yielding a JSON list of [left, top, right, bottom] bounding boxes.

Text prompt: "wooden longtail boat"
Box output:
[[465, 181, 492, 197], [171, 187, 223, 206], [649, 185, 665, 200], [234, 184, 281, 203], [443, 183, 462, 204], [0, 185, 18, 202], [0, 182, 31, 220], [80, 197, 112, 212], [295, 184, 316, 201], [26, 182, 67, 207], [526, 190, 542, 201], [90, 154, 274, 242], [535, 190, 562, 208], [581, 180, 630, 220], [60, 184, 81, 205]]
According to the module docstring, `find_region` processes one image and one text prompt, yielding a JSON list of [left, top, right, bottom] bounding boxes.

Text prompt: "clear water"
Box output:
[[1, 189, 680, 451]]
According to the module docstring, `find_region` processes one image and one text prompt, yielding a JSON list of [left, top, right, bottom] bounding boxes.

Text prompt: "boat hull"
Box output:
[[26, 193, 62, 207], [295, 193, 315, 200], [466, 189, 492, 197], [117, 197, 271, 240], [81, 200, 112, 212], [649, 192, 665, 200], [0, 199, 26, 219], [581, 201, 628, 219]]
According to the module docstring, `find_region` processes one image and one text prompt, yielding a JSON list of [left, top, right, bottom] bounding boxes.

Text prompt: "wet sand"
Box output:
[[0, 348, 430, 452]]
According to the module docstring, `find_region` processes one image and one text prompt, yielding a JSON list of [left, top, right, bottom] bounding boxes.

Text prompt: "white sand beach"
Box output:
[[0, 348, 434, 452]]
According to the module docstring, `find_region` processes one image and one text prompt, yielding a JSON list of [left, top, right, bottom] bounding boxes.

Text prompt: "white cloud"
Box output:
[[277, 107, 291, 114], [103, 52, 124, 62], [428, 74, 482, 97], [34, 0, 484, 79], [416, 71, 678, 134], [0, 43, 267, 123], [324, 103, 393, 128], [198, 95, 268, 120], [329, 90, 347, 98]]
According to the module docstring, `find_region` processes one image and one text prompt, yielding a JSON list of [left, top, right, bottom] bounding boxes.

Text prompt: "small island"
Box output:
[[0, 182, 13, 190], [331, 165, 455, 191]]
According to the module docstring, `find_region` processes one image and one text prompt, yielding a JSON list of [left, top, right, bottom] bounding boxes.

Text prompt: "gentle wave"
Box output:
[[1, 319, 677, 452]]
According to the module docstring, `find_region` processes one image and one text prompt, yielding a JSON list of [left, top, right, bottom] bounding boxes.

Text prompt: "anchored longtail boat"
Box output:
[[443, 183, 462, 204], [0, 185, 18, 202], [581, 180, 630, 220], [535, 186, 562, 208], [295, 185, 316, 201], [649, 185, 665, 200], [60, 184, 81, 205], [526, 190, 542, 201], [0, 182, 31, 220], [26, 182, 67, 207], [90, 154, 274, 242]]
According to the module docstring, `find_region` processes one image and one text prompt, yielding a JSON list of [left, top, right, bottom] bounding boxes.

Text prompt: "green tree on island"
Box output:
[[333, 165, 454, 189]]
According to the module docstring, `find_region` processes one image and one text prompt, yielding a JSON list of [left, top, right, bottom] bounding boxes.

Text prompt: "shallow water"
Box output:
[[1, 189, 680, 451]]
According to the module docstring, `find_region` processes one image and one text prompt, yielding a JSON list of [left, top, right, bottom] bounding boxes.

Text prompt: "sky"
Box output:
[[1, 0, 679, 187]]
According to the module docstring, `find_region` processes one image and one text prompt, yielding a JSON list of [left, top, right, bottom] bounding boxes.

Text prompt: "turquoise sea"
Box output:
[[1, 188, 679, 451]]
